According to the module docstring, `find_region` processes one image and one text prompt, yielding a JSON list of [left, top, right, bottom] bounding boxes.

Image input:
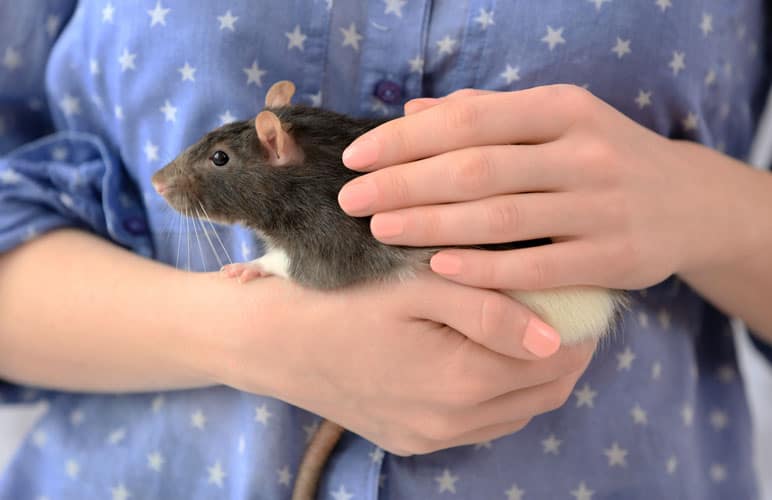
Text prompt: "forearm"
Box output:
[[0, 229, 258, 392], [676, 142, 772, 342]]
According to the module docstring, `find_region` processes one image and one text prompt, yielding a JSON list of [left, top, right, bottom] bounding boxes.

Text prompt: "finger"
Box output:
[[342, 84, 587, 171], [407, 276, 561, 360], [368, 193, 589, 246], [338, 144, 571, 216], [430, 239, 622, 290], [404, 89, 497, 115]]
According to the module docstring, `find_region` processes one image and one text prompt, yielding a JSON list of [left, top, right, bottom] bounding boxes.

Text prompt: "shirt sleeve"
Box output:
[[0, 2, 153, 401]]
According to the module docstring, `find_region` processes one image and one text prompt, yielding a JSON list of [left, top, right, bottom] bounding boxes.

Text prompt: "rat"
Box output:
[[152, 80, 625, 500]]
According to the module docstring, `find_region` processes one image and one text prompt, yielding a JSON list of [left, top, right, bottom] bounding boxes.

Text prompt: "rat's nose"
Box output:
[[152, 179, 167, 195]]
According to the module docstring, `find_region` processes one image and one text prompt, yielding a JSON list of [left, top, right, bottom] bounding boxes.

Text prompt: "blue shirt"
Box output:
[[1, 1, 770, 499]]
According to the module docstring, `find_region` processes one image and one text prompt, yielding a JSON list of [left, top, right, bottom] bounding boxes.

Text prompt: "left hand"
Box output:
[[338, 84, 748, 291]]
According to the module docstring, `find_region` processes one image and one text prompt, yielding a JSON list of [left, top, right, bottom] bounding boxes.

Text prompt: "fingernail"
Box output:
[[342, 135, 380, 169], [430, 253, 463, 276], [371, 213, 404, 239], [522, 318, 561, 358], [338, 179, 378, 214]]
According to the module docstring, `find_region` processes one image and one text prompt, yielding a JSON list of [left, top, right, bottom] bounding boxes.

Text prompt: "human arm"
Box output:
[[338, 85, 772, 342]]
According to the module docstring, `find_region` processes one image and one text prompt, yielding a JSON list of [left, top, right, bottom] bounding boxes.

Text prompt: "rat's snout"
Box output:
[[151, 170, 167, 195]]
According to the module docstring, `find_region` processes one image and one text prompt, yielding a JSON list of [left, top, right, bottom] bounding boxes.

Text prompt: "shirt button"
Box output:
[[122, 216, 147, 235], [374, 80, 403, 105]]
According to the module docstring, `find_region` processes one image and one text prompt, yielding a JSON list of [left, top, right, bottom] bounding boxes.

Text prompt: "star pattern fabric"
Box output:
[[0, 1, 771, 499]]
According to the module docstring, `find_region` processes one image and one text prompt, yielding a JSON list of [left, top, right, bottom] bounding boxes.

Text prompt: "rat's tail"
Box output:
[[291, 419, 345, 500]]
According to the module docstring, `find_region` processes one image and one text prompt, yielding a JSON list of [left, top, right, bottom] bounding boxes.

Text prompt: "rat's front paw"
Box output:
[[221, 262, 271, 283]]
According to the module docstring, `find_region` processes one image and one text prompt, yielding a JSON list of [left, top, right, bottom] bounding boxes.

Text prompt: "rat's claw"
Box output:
[[221, 262, 270, 283]]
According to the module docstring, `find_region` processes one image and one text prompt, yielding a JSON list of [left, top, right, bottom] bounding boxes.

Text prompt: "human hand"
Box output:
[[338, 85, 735, 291], [204, 272, 593, 455]]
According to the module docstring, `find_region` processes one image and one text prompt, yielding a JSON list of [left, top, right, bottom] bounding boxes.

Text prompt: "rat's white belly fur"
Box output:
[[255, 246, 620, 344]]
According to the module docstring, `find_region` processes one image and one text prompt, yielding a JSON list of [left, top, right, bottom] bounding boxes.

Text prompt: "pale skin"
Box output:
[[339, 85, 772, 342]]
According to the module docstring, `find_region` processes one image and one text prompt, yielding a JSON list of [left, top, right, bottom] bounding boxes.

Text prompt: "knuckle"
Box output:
[[480, 292, 518, 345], [419, 206, 444, 242], [549, 84, 595, 115], [443, 100, 480, 132], [382, 170, 413, 206], [576, 139, 617, 170], [452, 148, 496, 194], [485, 200, 520, 236], [519, 252, 549, 290], [390, 124, 417, 161], [449, 88, 481, 100]]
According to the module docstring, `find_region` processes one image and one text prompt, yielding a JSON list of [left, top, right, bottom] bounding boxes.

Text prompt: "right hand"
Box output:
[[200, 272, 595, 456]]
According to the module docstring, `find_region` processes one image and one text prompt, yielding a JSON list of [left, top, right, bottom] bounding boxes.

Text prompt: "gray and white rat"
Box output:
[[152, 81, 625, 500]]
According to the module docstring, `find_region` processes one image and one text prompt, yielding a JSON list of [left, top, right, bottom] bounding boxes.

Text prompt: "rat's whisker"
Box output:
[[175, 212, 183, 270], [184, 207, 191, 271], [196, 212, 224, 269], [198, 201, 233, 265], [192, 208, 207, 271]]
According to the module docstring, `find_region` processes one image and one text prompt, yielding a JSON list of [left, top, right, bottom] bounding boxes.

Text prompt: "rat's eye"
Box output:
[[210, 151, 229, 167]]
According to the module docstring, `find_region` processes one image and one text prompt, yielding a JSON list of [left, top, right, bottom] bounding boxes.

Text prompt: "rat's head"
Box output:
[[151, 81, 304, 225]]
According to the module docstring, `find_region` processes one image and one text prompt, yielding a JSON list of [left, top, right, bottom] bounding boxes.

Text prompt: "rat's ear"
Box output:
[[265, 80, 296, 108], [255, 110, 304, 167]]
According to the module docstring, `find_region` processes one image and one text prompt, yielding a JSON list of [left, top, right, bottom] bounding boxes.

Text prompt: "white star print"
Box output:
[[710, 464, 727, 482], [542, 434, 562, 454], [506, 483, 525, 500], [474, 441, 493, 450], [475, 8, 495, 30], [710, 409, 729, 430], [147, 451, 165, 472], [255, 403, 273, 425], [59, 95, 81, 116], [218, 10, 238, 31], [681, 404, 694, 426], [24, 226, 38, 241], [500, 64, 521, 84], [631, 404, 648, 425], [207, 461, 226, 487], [370, 97, 389, 116], [144, 141, 159, 162], [705, 69, 717, 86], [616, 347, 636, 370], [178, 62, 196, 82], [89, 59, 100, 75], [286, 25, 307, 51], [147, 1, 171, 27], [369, 447, 385, 463], [65, 459, 80, 479], [635, 90, 652, 109], [682, 112, 698, 131], [666, 455, 678, 475], [574, 383, 597, 408], [111, 484, 130, 500], [720, 102, 731, 120], [33, 430, 47, 448], [240, 240, 253, 259], [331, 485, 354, 500], [409, 55, 424, 73], [118, 49, 137, 72], [651, 361, 662, 380], [115, 106, 124, 120], [309, 90, 323, 107], [383, 0, 406, 17], [603, 442, 628, 467], [700, 13, 713, 36], [238, 434, 245, 454], [589, 0, 611, 10], [303, 420, 320, 443], [102, 3, 115, 23], [151, 395, 164, 412], [107, 427, 126, 445], [655, 0, 672, 12], [436, 35, 458, 56], [2, 47, 21, 70], [570, 481, 594, 500], [0, 169, 22, 184], [46, 15, 61, 37], [717, 365, 736, 383], [340, 23, 363, 51], [70, 409, 84, 426], [191, 408, 206, 429], [669, 51, 685, 75], [277, 465, 292, 486], [611, 38, 631, 59], [326, 0, 333, 10], [160, 100, 177, 122], [243, 61, 267, 86], [219, 110, 236, 125], [542, 26, 566, 51], [637, 311, 649, 327], [658, 309, 671, 329], [60, 193, 74, 209], [435, 469, 459, 493]]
